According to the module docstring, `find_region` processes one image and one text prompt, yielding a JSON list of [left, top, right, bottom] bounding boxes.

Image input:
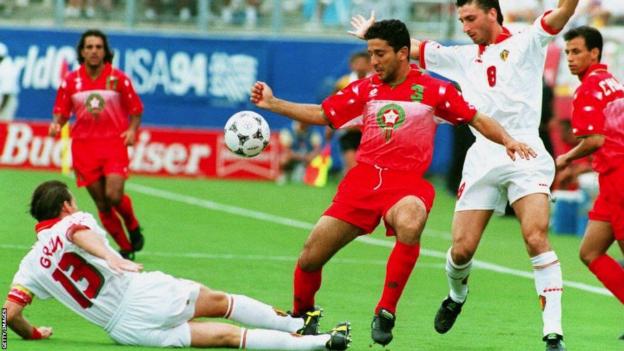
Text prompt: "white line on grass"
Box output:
[[123, 182, 609, 297]]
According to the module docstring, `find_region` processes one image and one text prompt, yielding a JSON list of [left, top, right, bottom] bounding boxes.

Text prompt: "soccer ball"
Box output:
[[224, 111, 270, 157]]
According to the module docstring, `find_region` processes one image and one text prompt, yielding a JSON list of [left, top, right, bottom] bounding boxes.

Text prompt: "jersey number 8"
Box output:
[[487, 66, 497, 87]]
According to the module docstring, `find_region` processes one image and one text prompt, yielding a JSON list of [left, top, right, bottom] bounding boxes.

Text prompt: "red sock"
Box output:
[[114, 194, 139, 231], [293, 264, 322, 316], [98, 210, 132, 251], [376, 241, 420, 315], [588, 254, 624, 304]]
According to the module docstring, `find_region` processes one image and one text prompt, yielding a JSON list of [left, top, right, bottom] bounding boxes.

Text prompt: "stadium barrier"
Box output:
[[0, 121, 280, 180]]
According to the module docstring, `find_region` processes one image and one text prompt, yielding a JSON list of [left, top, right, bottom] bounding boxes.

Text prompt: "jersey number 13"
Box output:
[[52, 252, 104, 308]]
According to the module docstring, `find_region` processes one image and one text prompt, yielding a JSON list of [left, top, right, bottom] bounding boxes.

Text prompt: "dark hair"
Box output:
[[456, 0, 504, 25], [364, 19, 411, 55], [30, 180, 72, 221], [350, 51, 370, 63], [77, 29, 114, 64], [564, 26, 603, 61]]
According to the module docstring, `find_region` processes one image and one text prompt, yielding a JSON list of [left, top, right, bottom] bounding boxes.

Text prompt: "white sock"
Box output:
[[446, 248, 472, 303], [531, 251, 563, 336], [241, 328, 330, 350], [226, 294, 304, 333]]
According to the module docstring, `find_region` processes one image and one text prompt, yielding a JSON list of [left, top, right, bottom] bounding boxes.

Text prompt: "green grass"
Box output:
[[0, 168, 621, 350]]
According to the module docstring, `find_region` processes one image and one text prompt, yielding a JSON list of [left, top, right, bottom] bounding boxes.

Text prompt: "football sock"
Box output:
[[241, 328, 329, 350], [588, 254, 624, 304], [531, 251, 563, 336], [293, 264, 322, 316], [375, 241, 420, 314], [98, 210, 132, 251], [446, 248, 471, 303], [226, 294, 303, 332], [113, 194, 140, 231]]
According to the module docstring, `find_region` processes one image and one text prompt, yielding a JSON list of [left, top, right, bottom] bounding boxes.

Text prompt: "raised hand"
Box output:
[[250, 81, 274, 110], [348, 11, 375, 39]]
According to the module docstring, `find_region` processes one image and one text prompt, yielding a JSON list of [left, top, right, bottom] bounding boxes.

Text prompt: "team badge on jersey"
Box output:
[[86, 93, 105, 115], [500, 49, 510, 62], [376, 103, 406, 142]]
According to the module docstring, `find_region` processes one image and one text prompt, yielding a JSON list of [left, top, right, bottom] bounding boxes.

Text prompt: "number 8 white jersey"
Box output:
[[419, 12, 559, 140], [9, 212, 134, 329]]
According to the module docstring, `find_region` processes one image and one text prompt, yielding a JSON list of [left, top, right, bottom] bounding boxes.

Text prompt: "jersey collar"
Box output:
[[371, 66, 421, 86], [79, 63, 112, 82], [580, 63, 608, 82], [35, 218, 61, 235], [478, 26, 512, 56]]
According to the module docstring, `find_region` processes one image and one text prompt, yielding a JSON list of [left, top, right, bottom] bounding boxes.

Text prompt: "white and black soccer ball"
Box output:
[[224, 111, 270, 157]]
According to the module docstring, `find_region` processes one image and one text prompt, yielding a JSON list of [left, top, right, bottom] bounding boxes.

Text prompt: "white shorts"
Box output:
[[107, 271, 201, 347], [455, 136, 554, 215]]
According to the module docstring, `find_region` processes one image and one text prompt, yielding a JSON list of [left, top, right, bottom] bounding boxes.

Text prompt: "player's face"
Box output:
[[565, 37, 599, 76], [457, 3, 498, 45], [367, 39, 405, 84], [81, 36, 106, 68], [350, 57, 372, 79]]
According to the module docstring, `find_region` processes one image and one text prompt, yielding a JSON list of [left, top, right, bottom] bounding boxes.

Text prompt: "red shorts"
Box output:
[[588, 166, 624, 240], [72, 138, 130, 187], [324, 163, 435, 236]]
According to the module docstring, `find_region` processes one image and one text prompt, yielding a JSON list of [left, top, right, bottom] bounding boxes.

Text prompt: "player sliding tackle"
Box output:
[[350, 1, 578, 350], [251, 19, 534, 347], [4, 180, 351, 350]]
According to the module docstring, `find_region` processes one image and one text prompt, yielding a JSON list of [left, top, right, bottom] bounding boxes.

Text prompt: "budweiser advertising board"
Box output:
[[0, 121, 280, 180]]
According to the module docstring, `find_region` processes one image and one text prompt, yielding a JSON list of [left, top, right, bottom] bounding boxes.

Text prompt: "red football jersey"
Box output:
[[53, 63, 144, 140], [322, 66, 476, 174], [572, 63, 624, 173]]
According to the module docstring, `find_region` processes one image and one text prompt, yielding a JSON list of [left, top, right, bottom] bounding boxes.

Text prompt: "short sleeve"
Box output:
[[52, 76, 74, 119], [530, 10, 561, 48], [433, 82, 477, 125], [10, 263, 51, 301], [419, 41, 462, 76], [572, 86, 605, 137], [321, 79, 368, 129], [118, 72, 144, 116]]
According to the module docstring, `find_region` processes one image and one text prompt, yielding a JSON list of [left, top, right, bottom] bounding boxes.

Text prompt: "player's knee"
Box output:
[[105, 191, 123, 205], [451, 246, 474, 265], [579, 247, 599, 267], [523, 229, 549, 252]]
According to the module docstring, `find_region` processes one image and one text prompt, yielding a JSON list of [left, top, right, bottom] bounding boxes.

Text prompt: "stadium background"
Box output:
[[0, 1, 622, 350]]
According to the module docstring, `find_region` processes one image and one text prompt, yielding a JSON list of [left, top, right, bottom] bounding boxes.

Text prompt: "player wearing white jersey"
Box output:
[[350, 1, 578, 350], [3, 180, 351, 350]]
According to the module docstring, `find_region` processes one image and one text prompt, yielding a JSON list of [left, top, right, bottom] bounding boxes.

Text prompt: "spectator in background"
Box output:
[[65, 0, 114, 19], [144, 0, 194, 22], [0, 42, 20, 122], [49, 29, 145, 260], [332, 51, 372, 174], [221, 0, 260, 28], [278, 121, 323, 184], [587, 0, 624, 26], [501, 0, 540, 23]]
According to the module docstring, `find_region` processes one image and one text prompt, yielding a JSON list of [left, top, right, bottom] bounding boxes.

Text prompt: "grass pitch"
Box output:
[[0, 168, 621, 350]]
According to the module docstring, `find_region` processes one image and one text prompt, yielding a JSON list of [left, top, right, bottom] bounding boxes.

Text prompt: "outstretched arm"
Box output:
[[72, 229, 143, 273], [3, 299, 53, 340], [555, 134, 604, 170], [250, 82, 328, 126], [543, 0, 579, 32], [469, 112, 537, 161]]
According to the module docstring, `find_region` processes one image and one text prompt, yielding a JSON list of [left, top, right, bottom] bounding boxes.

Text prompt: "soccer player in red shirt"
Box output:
[[49, 29, 145, 260], [251, 19, 535, 346], [556, 26, 624, 304]]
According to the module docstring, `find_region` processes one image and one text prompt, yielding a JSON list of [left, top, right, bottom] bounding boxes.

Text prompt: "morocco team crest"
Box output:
[[86, 93, 105, 115], [376, 103, 406, 142]]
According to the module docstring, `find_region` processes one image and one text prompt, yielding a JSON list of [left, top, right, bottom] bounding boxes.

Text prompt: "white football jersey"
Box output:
[[420, 13, 558, 140], [10, 212, 135, 329]]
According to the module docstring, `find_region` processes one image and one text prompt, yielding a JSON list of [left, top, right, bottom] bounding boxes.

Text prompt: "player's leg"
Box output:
[[106, 175, 144, 252], [86, 178, 133, 253], [189, 320, 351, 350], [434, 209, 492, 334], [581, 220, 624, 303], [369, 195, 427, 346], [512, 193, 565, 348], [292, 216, 363, 318]]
